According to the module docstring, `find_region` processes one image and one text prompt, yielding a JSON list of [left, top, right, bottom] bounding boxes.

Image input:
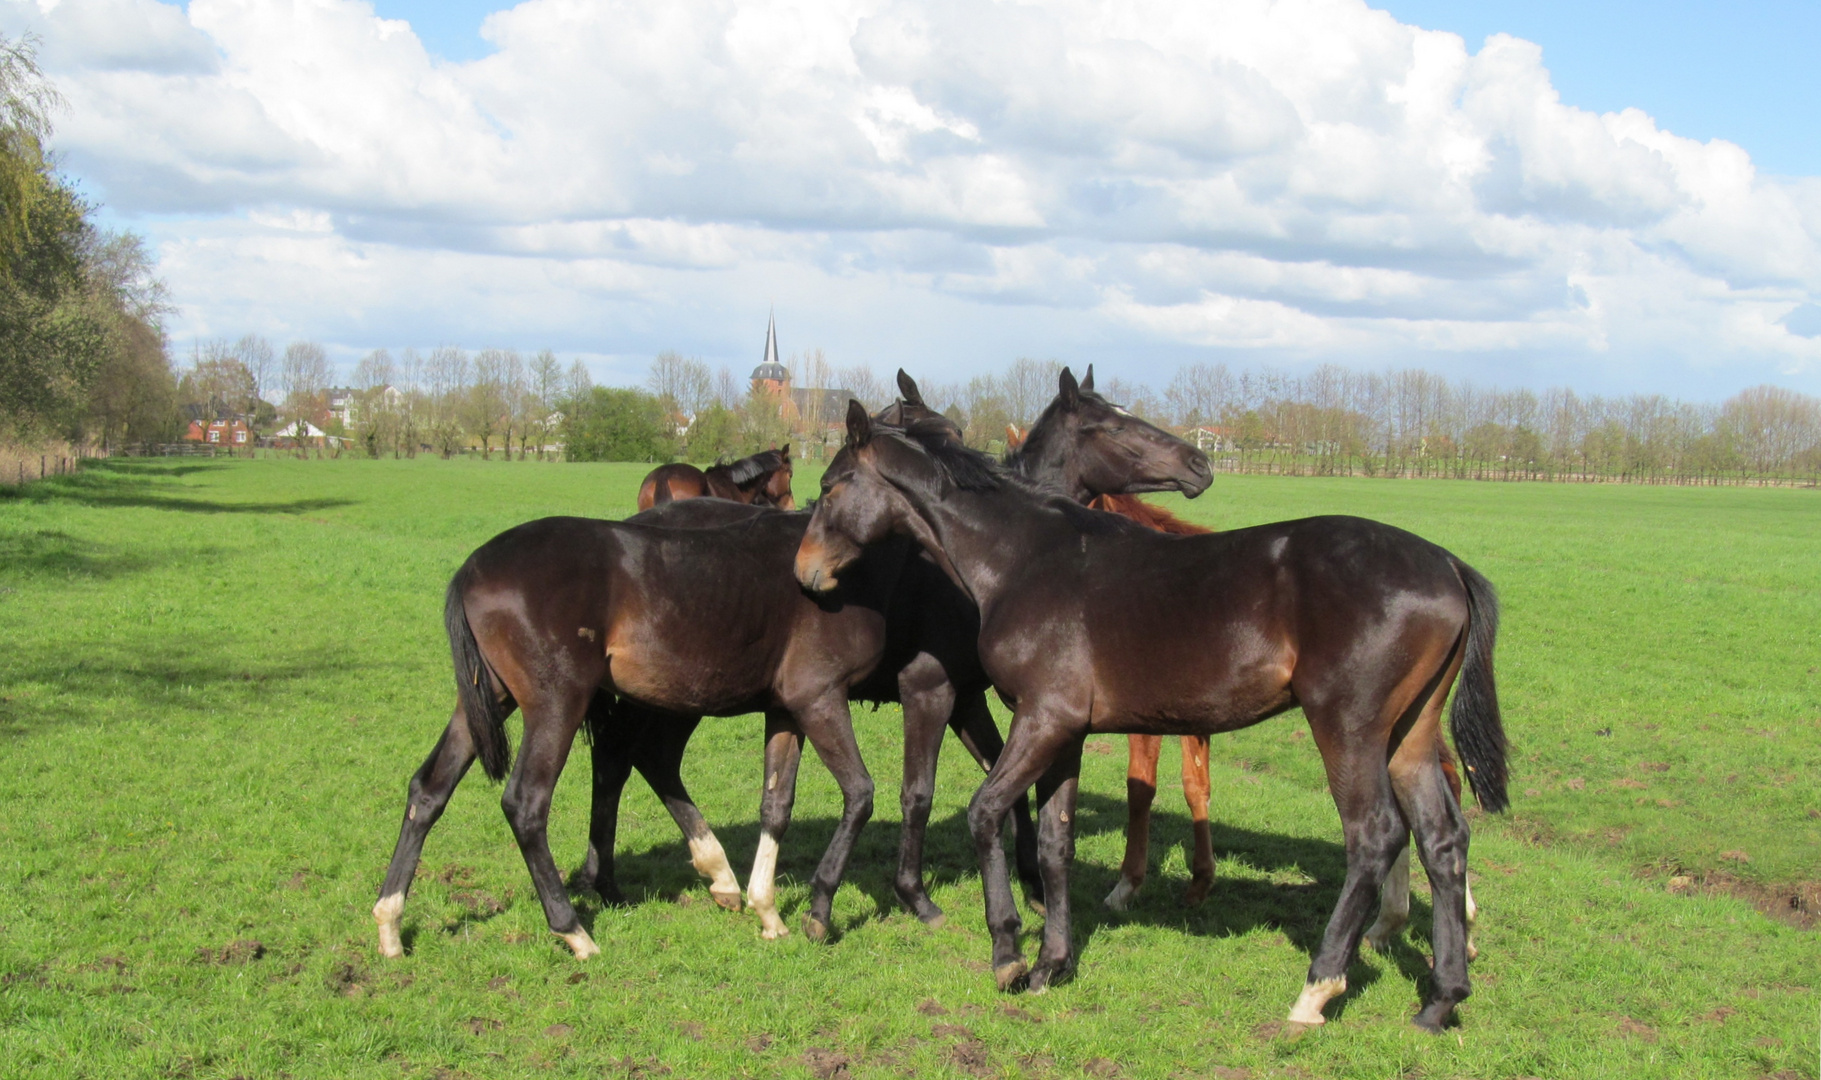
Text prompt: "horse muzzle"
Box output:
[[794, 542, 838, 593]]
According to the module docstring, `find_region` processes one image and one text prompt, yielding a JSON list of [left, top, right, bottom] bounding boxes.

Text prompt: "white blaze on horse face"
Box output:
[[373, 892, 406, 958], [1364, 846, 1412, 951], [747, 832, 789, 939], [1287, 976, 1346, 1025], [559, 927, 600, 960], [688, 833, 743, 911]]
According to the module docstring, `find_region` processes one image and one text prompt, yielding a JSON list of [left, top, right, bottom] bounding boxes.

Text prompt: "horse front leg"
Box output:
[[747, 711, 804, 940], [629, 712, 741, 911], [796, 691, 875, 943], [948, 687, 1045, 916], [575, 692, 634, 904], [1106, 734, 1161, 911], [1029, 737, 1085, 993], [895, 655, 956, 925], [966, 708, 1085, 993]]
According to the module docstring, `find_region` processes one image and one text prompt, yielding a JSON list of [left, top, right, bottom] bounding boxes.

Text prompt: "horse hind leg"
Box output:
[[1181, 735, 1215, 905], [947, 687, 1044, 917], [375, 708, 477, 958], [1106, 734, 1161, 911], [1437, 738, 1479, 959], [500, 690, 597, 958]]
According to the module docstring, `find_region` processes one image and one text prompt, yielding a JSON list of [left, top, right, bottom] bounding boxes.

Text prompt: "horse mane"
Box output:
[[1088, 493, 1213, 535], [719, 449, 785, 488], [896, 419, 1005, 492]]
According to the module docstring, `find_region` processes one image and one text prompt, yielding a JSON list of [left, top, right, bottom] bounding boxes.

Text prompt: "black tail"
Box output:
[[1449, 560, 1509, 813], [445, 565, 514, 782]]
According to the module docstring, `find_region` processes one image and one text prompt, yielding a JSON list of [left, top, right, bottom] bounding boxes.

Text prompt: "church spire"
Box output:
[[763, 308, 779, 368]]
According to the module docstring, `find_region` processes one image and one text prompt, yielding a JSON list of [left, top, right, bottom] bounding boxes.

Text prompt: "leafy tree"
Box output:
[[562, 386, 674, 462]]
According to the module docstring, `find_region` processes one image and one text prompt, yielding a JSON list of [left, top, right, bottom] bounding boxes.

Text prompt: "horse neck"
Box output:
[[898, 482, 1074, 614], [1007, 429, 1088, 503]]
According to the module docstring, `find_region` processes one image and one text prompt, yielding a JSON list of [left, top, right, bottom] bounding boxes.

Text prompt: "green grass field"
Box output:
[[1, 457, 1816, 1079]]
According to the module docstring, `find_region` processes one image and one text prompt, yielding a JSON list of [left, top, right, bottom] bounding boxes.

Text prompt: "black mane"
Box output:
[[895, 419, 1005, 492], [720, 449, 786, 487]]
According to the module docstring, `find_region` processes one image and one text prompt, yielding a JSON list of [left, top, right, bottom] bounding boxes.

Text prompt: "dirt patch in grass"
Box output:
[[1661, 867, 1819, 930], [196, 940, 264, 965], [800, 1046, 850, 1079]]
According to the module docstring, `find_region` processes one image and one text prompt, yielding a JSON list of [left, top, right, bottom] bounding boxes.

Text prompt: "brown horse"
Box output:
[[636, 445, 795, 511], [1087, 498, 1479, 959], [796, 387, 1508, 1031], [572, 369, 1213, 931], [373, 509, 903, 958]]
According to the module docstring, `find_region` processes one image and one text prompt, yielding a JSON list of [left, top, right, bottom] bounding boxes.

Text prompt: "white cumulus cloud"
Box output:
[[5, 0, 1818, 393]]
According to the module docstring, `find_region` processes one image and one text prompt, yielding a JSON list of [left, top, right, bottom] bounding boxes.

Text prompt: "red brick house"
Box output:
[[183, 418, 253, 448]]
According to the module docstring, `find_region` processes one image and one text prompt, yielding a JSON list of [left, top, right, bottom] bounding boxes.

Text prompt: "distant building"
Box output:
[[748, 313, 852, 428], [183, 418, 253, 447]]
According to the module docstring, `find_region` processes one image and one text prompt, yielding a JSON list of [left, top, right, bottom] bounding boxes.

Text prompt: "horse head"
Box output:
[[1011, 366, 1211, 503]]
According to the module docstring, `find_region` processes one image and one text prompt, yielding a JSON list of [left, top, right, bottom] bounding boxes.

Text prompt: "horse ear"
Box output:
[[1058, 367, 1080, 411], [846, 399, 873, 447], [780, 443, 790, 461], [1081, 365, 1095, 392], [1005, 424, 1025, 450], [896, 369, 924, 406]]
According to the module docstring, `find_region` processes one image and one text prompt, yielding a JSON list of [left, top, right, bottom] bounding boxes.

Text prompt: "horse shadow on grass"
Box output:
[[10, 463, 356, 516], [573, 788, 1439, 1017]]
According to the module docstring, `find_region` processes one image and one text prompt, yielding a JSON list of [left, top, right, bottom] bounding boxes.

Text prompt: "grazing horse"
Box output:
[[636, 445, 795, 512], [373, 509, 902, 958], [573, 368, 1214, 931], [796, 385, 1508, 1031]]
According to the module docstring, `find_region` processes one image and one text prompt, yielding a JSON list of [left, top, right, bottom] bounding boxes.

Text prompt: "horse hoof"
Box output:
[[1466, 938, 1479, 962], [1103, 878, 1137, 912], [710, 887, 743, 912], [559, 929, 599, 960], [803, 916, 829, 943], [373, 894, 405, 959], [1363, 929, 1393, 953], [1412, 1003, 1454, 1034], [993, 959, 1029, 993], [1183, 878, 1213, 906], [1028, 961, 1068, 994]]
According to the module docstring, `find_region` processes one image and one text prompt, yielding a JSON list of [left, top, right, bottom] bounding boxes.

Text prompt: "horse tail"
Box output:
[[1449, 559, 1509, 813], [446, 564, 513, 782]]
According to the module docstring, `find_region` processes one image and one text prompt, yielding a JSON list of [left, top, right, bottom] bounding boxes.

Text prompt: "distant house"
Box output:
[[183, 418, 253, 448], [1179, 426, 1236, 453], [326, 386, 402, 429], [270, 419, 346, 449]]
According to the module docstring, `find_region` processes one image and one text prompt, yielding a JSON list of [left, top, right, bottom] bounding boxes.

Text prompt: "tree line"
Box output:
[[0, 35, 175, 455]]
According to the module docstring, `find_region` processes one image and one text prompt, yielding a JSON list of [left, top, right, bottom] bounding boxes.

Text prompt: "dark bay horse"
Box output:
[[574, 368, 1214, 931], [373, 509, 902, 957], [796, 391, 1508, 1031], [1086, 497, 1480, 960], [636, 445, 795, 512]]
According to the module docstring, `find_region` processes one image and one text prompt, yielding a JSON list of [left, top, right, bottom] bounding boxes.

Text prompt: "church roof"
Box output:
[[752, 361, 789, 381]]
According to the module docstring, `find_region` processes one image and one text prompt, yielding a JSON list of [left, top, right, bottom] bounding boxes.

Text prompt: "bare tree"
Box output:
[[280, 340, 332, 426], [235, 334, 277, 410], [527, 349, 561, 459], [468, 348, 509, 459], [352, 348, 397, 458], [649, 350, 714, 418], [426, 345, 470, 458]]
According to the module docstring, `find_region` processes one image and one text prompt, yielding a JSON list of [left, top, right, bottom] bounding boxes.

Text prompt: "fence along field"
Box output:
[[0, 456, 1815, 1079]]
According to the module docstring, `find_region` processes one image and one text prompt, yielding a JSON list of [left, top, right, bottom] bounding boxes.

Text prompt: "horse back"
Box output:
[[637, 463, 709, 511]]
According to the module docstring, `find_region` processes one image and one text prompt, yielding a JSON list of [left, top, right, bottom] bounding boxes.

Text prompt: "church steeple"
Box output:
[[751, 308, 789, 392]]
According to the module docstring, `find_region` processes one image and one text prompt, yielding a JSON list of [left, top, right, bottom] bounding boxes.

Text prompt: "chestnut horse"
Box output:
[[636, 445, 795, 512], [797, 389, 1508, 1031]]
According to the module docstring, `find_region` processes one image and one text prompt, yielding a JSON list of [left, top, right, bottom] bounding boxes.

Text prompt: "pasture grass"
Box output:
[[0, 456, 1816, 1079]]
